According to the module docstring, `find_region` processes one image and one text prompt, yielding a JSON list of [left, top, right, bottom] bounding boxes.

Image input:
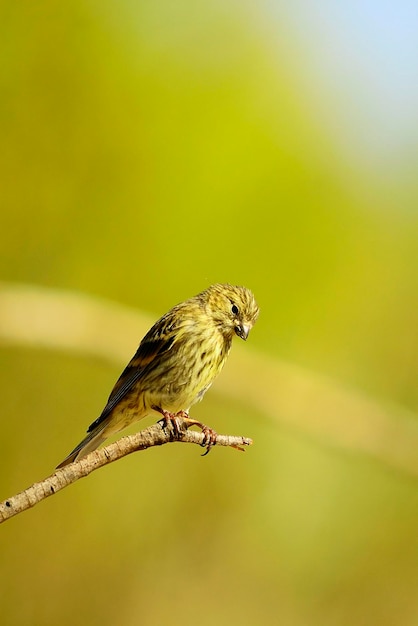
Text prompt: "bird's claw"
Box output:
[[199, 425, 218, 456], [178, 415, 217, 455], [153, 406, 217, 454], [153, 407, 183, 439]]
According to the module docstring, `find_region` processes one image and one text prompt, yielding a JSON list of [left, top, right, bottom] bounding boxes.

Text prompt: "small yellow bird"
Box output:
[[57, 283, 259, 467]]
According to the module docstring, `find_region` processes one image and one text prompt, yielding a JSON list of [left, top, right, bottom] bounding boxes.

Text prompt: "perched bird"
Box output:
[[57, 283, 259, 467]]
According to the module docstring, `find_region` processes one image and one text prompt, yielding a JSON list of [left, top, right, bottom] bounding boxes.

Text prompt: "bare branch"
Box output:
[[0, 420, 252, 524]]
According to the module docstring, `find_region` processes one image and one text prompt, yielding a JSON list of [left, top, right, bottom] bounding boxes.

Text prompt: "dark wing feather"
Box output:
[[87, 313, 178, 432]]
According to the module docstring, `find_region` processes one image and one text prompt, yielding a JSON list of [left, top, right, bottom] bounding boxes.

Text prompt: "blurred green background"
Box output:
[[1, 1, 417, 625]]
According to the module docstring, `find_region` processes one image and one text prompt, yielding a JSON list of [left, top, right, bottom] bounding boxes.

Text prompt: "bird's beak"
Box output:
[[235, 324, 250, 340]]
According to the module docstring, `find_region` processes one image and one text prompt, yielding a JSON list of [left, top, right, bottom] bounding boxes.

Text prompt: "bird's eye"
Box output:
[[231, 304, 239, 315]]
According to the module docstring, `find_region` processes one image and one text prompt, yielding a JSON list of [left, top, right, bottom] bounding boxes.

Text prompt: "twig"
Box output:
[[0, 419, 252, 524]]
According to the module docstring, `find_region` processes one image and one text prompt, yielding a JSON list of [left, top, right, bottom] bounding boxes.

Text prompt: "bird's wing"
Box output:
[[87, 314, 178, 432]]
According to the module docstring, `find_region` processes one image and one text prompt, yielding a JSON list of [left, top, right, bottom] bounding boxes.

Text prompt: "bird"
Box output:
[[57, 283, 259, 467]]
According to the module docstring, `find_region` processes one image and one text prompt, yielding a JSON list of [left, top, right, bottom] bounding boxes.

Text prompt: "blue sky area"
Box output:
[[267, 1, 418, 175]]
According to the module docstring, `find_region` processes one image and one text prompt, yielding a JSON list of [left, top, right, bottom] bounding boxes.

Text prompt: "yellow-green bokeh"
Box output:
[[1, 2, 417, 625]]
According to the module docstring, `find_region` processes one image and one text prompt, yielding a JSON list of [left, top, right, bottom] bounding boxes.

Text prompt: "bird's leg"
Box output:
[[152, 406, 183, 439], [152, 407, 218, 454], [174, 410, 218, 456]]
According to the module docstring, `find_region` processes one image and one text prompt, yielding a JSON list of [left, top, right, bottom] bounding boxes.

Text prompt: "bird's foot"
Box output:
[[175, 411, 218, 456], [153, 407, 217, 455], [153, 406, 184, 439]]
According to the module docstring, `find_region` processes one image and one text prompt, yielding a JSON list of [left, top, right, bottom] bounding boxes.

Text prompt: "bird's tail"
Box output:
[[56, 425, 107, 468]]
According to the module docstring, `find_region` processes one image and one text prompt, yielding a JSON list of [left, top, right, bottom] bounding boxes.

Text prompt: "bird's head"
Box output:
[[201, 284, 259, 340]]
